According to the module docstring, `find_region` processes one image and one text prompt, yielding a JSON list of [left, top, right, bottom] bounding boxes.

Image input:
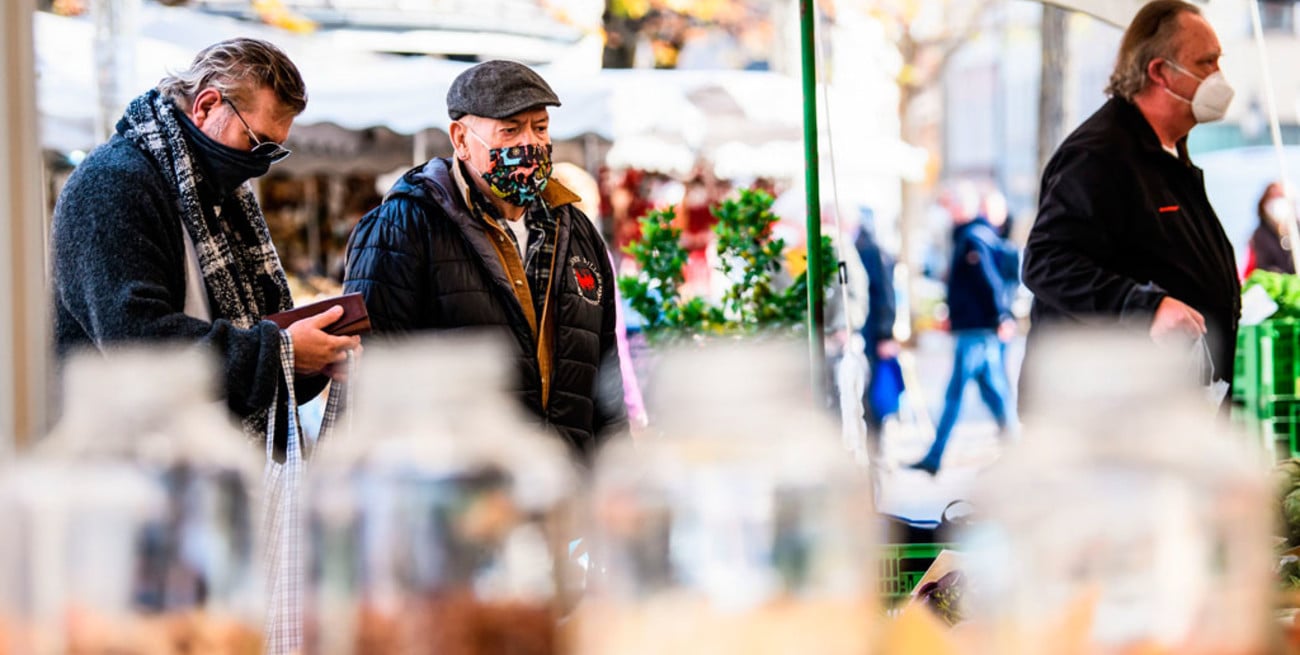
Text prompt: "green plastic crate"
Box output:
[[879, 543, 950, 600], [1234, 320, 1300, 418], [1233, 326, 1252, 401]]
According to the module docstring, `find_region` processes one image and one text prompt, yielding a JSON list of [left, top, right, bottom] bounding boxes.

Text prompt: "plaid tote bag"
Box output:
[[261, 333, 350, 655]]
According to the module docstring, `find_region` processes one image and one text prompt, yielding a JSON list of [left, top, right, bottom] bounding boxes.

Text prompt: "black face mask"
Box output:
[[177, 112, 277, 198]]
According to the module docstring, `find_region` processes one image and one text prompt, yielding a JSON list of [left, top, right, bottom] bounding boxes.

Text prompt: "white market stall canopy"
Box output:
[[35, 7, 487, 151], [35, 5, 923, 180]]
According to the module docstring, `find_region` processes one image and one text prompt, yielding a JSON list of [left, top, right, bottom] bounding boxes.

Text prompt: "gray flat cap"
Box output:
[[446, 60, 561, 120]]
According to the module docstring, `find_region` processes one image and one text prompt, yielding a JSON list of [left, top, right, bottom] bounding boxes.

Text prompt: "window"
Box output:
[[1261, 0, 1295, 34]]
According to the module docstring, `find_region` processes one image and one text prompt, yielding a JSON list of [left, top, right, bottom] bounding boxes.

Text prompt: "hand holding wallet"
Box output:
[[265, 292, 371, 337]]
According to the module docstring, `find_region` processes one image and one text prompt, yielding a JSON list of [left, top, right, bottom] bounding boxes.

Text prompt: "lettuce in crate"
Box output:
[[1244, 270, 1300, 318]]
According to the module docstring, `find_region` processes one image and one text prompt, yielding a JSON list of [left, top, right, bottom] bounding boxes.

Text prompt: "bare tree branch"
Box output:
[[884, 0, 994, 111], [929, 0, 993, 86]]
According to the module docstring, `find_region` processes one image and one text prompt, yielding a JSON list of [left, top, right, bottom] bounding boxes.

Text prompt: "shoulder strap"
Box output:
[[308, 352, 353, 460], [267, 333, 300, 463], [261, 331, 304, 655]]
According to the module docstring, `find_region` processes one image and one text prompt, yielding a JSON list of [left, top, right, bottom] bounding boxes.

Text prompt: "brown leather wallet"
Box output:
[[265, 292, 371, 336]]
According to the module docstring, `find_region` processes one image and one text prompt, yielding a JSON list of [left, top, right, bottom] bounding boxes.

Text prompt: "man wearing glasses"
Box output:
[[51, 38, 357, 448]]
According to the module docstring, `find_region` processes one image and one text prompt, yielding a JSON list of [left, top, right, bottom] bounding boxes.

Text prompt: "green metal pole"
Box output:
[[799, 0, 827, 401]]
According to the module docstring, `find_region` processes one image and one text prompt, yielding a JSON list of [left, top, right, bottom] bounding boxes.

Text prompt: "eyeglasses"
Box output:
[[222, 95, 292, 163]]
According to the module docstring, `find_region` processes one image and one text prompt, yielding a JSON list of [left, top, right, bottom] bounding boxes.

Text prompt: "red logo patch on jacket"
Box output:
[[569, 256, 603, 305]]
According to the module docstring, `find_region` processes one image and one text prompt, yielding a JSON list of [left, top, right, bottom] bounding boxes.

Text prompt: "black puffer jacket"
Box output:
[[344, 158, 627, 458]]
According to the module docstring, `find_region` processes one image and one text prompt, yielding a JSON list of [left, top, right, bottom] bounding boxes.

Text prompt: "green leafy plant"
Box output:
[[618, 189, 835, 340], [617, 207, 723, 333], [1245, 270, 1300, 318]]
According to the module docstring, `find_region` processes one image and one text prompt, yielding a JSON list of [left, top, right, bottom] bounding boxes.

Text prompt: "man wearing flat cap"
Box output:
[[344, 60, 627, 459]]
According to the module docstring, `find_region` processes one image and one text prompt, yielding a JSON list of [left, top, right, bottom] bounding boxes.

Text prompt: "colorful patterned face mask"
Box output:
[[462, 125, 552, 207]]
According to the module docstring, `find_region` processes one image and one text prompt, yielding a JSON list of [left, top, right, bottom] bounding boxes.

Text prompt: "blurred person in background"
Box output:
[[51, 38, 357, 450], [982, 188, 1022, 373], [907, 182, 1016, 476], [676, 162, 727, 296], [986, 189, 1014, 240], [1244, 181, 1296, 276], [1022, 0, 1239, 407], [605, 167, 651, 257], [345, 60, 627, 461], [553, 162, 649, 432], [853, 208, 900, 457]]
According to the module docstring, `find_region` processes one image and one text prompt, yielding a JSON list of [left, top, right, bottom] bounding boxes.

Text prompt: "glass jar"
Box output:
[[0, 346, 262, 654], [572, 339, 877, 655], [306, 335, 577, 655], [963, 329, 1273, 655]]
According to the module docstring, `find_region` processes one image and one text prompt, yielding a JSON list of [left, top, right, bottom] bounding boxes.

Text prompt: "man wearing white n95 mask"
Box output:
[[1021, 0, 1240, 407]]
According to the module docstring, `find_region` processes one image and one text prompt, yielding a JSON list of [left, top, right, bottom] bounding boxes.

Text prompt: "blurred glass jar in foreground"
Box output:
[[573, 339, 876, 655], [963, 330, 1272, 655], [306, 335, 577, 655], [0, 347, 262, 654]]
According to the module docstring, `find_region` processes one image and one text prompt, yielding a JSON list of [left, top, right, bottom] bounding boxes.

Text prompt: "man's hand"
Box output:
[[322, 345, 363, 383], [286, 305, 361, 381], [1150, 296, 1206, 341], [876, 339, 901, 359], [997, 318, 1017, 343]]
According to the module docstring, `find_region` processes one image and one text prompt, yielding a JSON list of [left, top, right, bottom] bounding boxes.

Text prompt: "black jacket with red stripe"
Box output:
[[1023, 96, 1240, 384]]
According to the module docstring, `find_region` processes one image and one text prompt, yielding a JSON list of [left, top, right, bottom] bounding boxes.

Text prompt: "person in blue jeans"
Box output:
[[909, 186, 1017, 475]]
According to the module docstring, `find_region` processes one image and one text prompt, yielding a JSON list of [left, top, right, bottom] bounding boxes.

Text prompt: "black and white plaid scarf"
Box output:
[[119, 89, 293, 439]]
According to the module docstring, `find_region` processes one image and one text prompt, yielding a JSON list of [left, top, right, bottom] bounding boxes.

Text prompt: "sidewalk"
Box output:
[[873, 329, 1024, 523]]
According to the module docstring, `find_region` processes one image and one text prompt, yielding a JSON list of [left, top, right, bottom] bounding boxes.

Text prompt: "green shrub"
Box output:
[[618, 189, 835, 341]]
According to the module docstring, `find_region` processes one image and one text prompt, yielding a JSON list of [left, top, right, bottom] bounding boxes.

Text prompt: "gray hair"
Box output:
[[1105, 0, 1201, 101], [157, 38, 307, 116]]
